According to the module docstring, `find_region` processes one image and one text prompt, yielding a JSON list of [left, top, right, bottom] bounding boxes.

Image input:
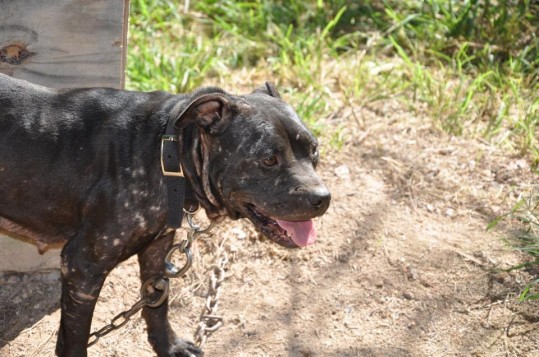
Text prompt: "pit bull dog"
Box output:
[[0, 73, 330, 356]]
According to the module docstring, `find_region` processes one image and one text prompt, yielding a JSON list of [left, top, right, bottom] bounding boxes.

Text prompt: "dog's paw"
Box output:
[[169, 338, 203, 357]]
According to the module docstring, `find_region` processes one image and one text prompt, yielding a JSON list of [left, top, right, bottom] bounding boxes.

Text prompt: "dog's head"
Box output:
[[173, 83, 330, 248]]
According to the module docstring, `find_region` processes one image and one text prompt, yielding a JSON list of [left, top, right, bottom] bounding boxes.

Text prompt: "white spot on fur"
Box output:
[[61, 261, 68, 276], [239, 174, 248, 186], [75, 291, 97, 301], [113, 239, 120, 246], [134, 213, 147, 228], [132, 189, 148, 198], [132, 168, 145, 177]]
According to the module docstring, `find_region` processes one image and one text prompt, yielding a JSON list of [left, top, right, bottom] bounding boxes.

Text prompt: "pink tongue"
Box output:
[[276, 219, 316, 247]]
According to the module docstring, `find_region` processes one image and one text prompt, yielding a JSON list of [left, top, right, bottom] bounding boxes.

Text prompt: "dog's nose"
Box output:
[[307, 185, 331, 210]]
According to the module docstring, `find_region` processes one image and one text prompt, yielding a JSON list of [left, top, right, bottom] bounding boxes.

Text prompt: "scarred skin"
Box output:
[[0, 74, 330, 357]]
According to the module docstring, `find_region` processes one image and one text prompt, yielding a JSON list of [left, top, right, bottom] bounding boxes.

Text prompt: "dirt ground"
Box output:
[[1, 99, 538, 357]]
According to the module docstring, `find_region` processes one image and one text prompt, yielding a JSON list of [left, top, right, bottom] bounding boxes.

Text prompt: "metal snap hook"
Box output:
[[163, 241, 193, 279], [187, 213, 215, 233]]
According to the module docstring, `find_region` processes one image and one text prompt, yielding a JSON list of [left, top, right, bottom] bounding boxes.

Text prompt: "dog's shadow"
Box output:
[[0, 270, 61, 347]]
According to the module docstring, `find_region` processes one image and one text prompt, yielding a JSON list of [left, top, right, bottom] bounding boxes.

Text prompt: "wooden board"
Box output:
[[0, 237, 60, 272], [0, 0, 129, 271], [0, 0, 129, 88]]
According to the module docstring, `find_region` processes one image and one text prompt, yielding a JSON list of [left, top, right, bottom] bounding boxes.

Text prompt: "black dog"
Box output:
[[0, 73, 330, 356]]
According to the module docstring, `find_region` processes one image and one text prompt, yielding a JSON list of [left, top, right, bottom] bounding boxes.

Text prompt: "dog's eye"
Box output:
[[262, 156, 278, 167], [311, 147, 319, 166]]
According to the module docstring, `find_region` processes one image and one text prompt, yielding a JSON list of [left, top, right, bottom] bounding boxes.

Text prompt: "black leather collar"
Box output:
[[160, 117, 196, 228]]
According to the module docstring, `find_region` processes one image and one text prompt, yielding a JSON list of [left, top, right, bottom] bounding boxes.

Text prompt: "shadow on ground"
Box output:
[[0, 270, 61, 347]]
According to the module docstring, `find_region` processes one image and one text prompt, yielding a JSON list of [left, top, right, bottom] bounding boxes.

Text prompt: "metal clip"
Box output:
[[163, 240, 193, 278], [187, 213, 215, 233]]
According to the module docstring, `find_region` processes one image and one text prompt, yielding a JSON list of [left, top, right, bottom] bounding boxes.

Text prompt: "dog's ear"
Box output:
[[172, 94, 229, 130], [253, 82, 281, 98]]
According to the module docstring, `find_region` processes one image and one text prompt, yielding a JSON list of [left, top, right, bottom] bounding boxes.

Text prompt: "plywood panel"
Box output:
[[0, 0, 129, 271], [0, 237, 61, 272], [0, 0, 129, 88]]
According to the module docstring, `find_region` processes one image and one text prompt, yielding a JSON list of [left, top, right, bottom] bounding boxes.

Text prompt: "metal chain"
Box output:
[[87, 275, 169, 347], [164, 214, 214, 279], [87, 211, 215, 348], [194, 253, 228, 348]]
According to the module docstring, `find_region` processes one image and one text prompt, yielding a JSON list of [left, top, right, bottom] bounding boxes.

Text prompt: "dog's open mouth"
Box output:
[[244, 204, 316, 248]]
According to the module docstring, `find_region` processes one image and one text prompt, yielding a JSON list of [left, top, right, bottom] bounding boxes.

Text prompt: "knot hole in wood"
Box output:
[[0, 43, 32, 65]]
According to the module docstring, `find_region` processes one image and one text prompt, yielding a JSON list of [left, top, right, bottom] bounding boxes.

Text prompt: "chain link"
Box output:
[[87, 277, 160, 347], [87, 211, 215, 348], [194, 253, 228, 348]]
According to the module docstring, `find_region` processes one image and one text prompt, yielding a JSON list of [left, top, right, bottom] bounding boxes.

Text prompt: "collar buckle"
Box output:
[[161, 135, 183, 177]]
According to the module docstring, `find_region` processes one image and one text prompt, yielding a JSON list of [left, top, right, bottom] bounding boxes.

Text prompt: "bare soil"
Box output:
[[1, 99, 538, 357]]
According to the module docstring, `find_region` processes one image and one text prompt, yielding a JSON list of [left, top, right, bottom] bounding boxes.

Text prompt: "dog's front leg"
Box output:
[[138, 232, 203, 357], [56, 238, 117, 357]]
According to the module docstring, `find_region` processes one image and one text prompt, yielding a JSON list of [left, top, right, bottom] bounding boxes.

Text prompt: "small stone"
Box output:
[[231, 227, 247, 240], [403, 292, 414, 300], [515, 159, 528, 170], [491, 205, 502, 215], [444, 208, 456, 218], [480, 169, 492, 177], [426, 204, 435, 213], [495, 169, 511, 183], [334, 165, 350, 180], [13, 297, 22, 304], [407, 267, 419, 281], [374, 279, 384, 288], [507, 159, 529, 171]]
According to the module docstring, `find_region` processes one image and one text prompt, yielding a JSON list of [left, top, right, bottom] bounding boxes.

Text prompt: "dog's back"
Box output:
[[0, 73, 52, 95], [0, 74, 175, 244]]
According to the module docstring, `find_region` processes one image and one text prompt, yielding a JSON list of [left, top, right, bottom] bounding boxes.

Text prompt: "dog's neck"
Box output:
[[160, 89, 234, 224], [178, 123, 228, 221]]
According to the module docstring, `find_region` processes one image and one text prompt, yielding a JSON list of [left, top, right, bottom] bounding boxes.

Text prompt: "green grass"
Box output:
[[127, 0, 539, 300], [490, 192, 539, 301], [127, 0, 538, 163]]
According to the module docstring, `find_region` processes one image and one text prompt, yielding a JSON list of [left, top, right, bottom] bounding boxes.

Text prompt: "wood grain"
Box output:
[[0, 0, 129, 271], [0, 0, 129, 89]]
